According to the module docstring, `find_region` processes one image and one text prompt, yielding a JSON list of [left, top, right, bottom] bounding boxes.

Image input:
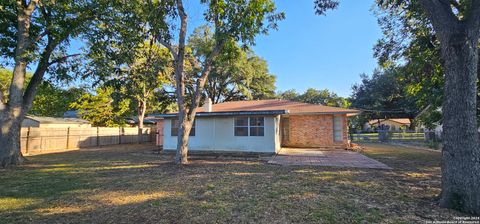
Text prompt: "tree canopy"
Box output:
[[188, 26, 276, 103], [278, 88, 349, 108], [70, 87, 130, 127]]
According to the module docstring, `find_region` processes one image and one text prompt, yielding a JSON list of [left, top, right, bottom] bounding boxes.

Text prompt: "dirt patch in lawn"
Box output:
[[0, 143, 467, 223]]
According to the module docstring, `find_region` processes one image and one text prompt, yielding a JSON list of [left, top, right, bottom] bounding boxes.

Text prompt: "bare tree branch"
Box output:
[[22, 39, 56, 113], [25, 0, 39, 13], [47, 53, 82, 66], [188, 40, 224, 115], [419, 0, 460, 40]]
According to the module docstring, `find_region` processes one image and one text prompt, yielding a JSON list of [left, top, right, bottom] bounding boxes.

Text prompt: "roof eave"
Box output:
[[152, 110, 288, 118], [288, 111, 361, 116]]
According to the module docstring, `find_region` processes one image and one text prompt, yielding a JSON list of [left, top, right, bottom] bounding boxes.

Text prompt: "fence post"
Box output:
[[25, 127, 31, 155], [66, 127, 70, 149], [96, 127, 100, 146], [119, 127, 122, 144]]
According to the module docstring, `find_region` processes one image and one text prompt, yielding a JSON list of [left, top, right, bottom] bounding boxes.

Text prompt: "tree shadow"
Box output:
[[0, 143, 465, 223]]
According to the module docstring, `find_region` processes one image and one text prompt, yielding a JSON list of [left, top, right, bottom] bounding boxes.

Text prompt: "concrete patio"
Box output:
[[268, 148, 392, 169]]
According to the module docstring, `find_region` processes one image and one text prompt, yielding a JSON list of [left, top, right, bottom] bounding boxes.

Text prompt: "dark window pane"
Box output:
[[171, 119, 179, 136], [250, 127, 264, 136], [235, 127, 248, 136], [250, 117, 264, 126], [235, 117, 249, 126]]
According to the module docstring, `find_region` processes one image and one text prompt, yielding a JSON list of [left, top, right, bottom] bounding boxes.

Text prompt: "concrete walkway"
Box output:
[[268, 148, 391, 169]]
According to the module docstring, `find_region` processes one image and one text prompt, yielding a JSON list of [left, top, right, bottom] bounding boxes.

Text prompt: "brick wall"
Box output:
[[281, 114, 348, 148]]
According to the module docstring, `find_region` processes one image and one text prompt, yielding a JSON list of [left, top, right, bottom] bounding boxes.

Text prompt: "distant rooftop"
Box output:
[[368, 118, 411, 125], [26, 116, 90, 124]]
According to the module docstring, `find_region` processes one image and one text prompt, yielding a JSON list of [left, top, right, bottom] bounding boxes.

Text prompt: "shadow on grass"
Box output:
[[0, 143, 464, 224]]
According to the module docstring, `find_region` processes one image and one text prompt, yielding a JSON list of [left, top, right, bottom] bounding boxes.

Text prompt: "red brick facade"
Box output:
[[281, 114, 348, 148]]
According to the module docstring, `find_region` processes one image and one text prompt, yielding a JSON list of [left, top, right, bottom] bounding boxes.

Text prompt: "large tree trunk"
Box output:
[[0, 112, 24, 168], [137, 100, 146, 143], [439, 30, 480, 215], [173, 0, 190, 164], [175, 115, 192, 164], [0, 3, 36, 168]]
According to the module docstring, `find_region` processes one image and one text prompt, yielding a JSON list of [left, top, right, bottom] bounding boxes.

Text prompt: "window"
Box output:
[[171, 118, 195, 136], [234, 117, 264, 136], [234, 117, 249, 136], [249, 117, 264, 136], [333, 116, 343, 142]]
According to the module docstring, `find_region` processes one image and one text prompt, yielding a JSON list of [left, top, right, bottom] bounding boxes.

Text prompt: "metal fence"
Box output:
[[21, 126, 156, 155], [350, 130, 439, 143]]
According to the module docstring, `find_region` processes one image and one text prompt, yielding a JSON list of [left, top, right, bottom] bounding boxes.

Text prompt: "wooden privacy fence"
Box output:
[[21, 127, 156, 155]]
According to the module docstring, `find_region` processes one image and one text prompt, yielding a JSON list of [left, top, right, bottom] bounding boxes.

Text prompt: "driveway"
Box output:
[[268, 148, 391, 169]]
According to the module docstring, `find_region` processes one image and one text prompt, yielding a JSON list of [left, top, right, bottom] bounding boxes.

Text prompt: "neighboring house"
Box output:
[[63, 110, 79, 118], [125, 117, 157, 127], [22, 116, 91, 128], [155, 99, 359, 154], [364, 118, 411, 131]]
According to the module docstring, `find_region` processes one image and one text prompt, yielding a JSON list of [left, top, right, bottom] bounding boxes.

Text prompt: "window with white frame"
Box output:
[[333, 116, 343, 142], [234, 117, 264, 136]]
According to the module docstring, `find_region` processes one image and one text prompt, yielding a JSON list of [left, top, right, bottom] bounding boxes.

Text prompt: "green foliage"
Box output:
[[189, 26, 276, 103], [202, 0, 285, 46], [85, 1, 176, 118], [278, 88, 349, 108], [0, 68, 13, 104], [70, 87, 130, 127], [97, 41, 175, 116], [373, 0, 479, 127], [349, 69, 418, 130], [29, 82, 86, 117], [0, 0, 100, 77], [1, 67, 83, 116], [314, 0, 339, 15]]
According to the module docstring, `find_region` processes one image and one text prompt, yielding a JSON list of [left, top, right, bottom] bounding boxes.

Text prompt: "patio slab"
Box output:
[[268, 148, 392, 169]]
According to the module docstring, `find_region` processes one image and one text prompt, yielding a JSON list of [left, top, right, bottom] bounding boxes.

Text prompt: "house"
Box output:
[[125, 117, 157, 127], [364, 118, 411, 131], [63, 110, 79, 118], [155, 99, 359, 154], [22, 116, 91, 128]]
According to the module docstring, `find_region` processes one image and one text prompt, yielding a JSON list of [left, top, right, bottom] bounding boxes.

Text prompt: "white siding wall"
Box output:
[[163, 116, 280, 153]]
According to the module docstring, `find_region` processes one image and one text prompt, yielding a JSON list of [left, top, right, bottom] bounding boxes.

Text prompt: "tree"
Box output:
[[352, 70, 417, 112], [159, 0, 285, 164], [0, 0, 100, 167], [376, 0, 480, 214], [83, 0, 175, 142], [315, 0, 479, 213], [29, 82, 86, 117], [278, 88, 350, 108], [189, 26, 276, 103], [70, 87, 130, 127], [1, 68, 86, 117], [89, 40, 174, 142]]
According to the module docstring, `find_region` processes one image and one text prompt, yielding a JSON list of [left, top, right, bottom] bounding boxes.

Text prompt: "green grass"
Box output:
[[0, 143, 465, 223]]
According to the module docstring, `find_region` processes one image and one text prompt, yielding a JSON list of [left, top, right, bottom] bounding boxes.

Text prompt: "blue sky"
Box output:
[[9, 0, 382, 97], [251, 0, 381, 97]]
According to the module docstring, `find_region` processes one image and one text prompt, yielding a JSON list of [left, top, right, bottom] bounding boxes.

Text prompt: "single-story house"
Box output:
[[364, 118, 411, 131], [155, 99, 359, 154], [22, 116, 91, 128]]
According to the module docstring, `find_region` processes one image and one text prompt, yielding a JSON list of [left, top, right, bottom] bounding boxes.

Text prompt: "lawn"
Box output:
[[0, 143, 465, 223]]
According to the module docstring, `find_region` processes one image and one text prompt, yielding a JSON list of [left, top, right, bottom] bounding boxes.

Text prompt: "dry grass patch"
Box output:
[[0, 143, 468, 223]]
